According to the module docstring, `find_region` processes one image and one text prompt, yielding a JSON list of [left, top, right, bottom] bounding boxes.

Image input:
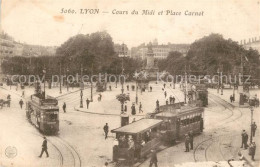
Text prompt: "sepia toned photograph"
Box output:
[[0, 0, 259, 166]]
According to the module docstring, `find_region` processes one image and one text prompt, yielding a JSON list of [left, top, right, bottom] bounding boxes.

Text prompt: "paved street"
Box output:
[[0, 83, 259, 167]]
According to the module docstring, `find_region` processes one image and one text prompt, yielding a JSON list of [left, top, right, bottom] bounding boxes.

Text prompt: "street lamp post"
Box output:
[[135, 80, 138, 104], [59, 63, 62, 94], [233, 83, 235, 101], [90, 63, 93, 102], [80, 89, 83, 108], [250, 106, 254, 143], [221, 72, 223, 95], [121, 43, 125, 94], [66, 67, 69, 92], [217, 71, 220, 94], [184, 66, 187, 104], [43, 67, 46, 99]]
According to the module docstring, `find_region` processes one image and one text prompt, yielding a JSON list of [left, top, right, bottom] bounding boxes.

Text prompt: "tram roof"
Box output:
[[111, 119, 163, 135], [156, 106, 203, 118]]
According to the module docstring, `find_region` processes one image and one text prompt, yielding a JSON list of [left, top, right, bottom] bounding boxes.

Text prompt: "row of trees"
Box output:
[[158, 34, 260, 80], [1, 33, 260, 83], [1, 31, 143, 77]]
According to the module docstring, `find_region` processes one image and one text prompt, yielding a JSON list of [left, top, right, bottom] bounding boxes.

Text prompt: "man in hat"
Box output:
[[251, 122, 257, 137], [63, 102, 66, 113], [86, 98, 90, 109], [156, 100, 159, 112], [103, 123, 109, 139], [241, 130, 246, 149], [250, 141, 256, 161], [39, 136, 49, 158], [149, 149, 158, 167], [19, 99, 24, 109], [139, 102, 143, 113], [131, 104, 136, 115]]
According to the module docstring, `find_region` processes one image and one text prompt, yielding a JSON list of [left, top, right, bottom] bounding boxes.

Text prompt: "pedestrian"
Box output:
[[244, 132, 249, 149], [164, 91, 167, 98], [251, 122, 257, 137], [172, 97, 175, 104], [163, 83, 166, 88], [169, 96, 172, 104], [19, 99, 24, 109], [188, 131, 194, 150], [139, 102, 143, 113], [99, 94, 102, 101], [63, 102, 66, 113], [131, 104, 136, 115], [230, 95, 233, 103], [149, 150, 158, 167], [241, 130, 248, 149], [103, 123, 109, 139], [150, 86, 152, 92], [22, 91, 25, 98], [250, 141, 256, 161], [109, 85, 112, 91], [162, 88, 164, 91], [86, 98, 90, 109], [127, 85, 129, 91], [39, 136, 49, 158], [124, 103, 127, 112], [184, 134, 190, 152], [166, 99, 168, 105], [156, 100, 159, 112]]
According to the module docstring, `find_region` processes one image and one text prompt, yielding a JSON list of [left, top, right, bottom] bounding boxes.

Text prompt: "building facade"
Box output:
[[132, 39, 189, 60], [240, 36, 260, 53]]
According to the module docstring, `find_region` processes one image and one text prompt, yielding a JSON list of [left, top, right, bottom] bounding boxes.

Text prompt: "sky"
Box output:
[[1, 0, 260, 47]]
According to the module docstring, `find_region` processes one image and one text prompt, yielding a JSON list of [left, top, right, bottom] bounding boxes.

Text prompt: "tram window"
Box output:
[[191, 115, 195, 123], [186, 116, 190, 125], [49, 114, 57, 121]]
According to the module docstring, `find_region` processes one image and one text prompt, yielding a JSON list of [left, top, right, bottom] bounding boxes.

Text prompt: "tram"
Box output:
[[154, 105, 204, 143], [26, 93, 59, 135], [111, 103, 204, 164]]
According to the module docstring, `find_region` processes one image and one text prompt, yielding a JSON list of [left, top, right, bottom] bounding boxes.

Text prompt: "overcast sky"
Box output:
[[1, 0, 260, 47]]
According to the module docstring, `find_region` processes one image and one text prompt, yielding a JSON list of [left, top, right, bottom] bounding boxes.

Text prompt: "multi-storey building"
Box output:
[[240, 37, 260, 53], [132, 39, 189, 60]]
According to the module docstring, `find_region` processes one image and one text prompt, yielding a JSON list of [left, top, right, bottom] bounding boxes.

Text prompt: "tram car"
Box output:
[[111, 104, 204, 165], [96, 81, 107, 92], [26, 94, 59, 134]]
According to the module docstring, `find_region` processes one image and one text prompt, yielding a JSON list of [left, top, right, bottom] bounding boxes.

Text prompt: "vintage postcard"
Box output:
[[0, 0, 259, 167]]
